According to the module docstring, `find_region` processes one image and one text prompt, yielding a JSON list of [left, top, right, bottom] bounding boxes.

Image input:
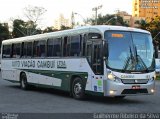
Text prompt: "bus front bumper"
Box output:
[[103, 79, 155, 96]]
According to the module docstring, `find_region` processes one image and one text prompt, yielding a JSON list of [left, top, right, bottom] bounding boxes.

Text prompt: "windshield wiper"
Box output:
[[134, 45, 149, 72], [122, 47, 135, 72], [122, 46, 149, 73]]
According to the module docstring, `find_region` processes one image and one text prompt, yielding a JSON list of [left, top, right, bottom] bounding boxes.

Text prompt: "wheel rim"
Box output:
[[74, 82, 82, 96]]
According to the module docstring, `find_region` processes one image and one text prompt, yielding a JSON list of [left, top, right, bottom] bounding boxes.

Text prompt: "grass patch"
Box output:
[[156, 76, 160, 80], [156, 73, 160, 80]]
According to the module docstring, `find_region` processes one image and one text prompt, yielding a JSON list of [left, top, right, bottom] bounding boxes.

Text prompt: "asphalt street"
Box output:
[[0, 74, 160, 113]]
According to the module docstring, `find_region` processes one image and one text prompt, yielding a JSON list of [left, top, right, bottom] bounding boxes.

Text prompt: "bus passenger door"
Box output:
[[86, 39, 103, 92], [92, 41, 103, 75], [86, 41, 93, 91], [86, 41, 103, 75]]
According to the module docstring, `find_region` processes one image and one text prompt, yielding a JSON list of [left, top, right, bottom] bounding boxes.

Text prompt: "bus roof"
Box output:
[[76, 25, 150, 34], [2, 25, 151, 44]]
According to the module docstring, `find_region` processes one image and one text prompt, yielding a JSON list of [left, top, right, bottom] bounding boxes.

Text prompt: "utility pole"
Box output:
[[71, 12, 75, 28], [92, 5, 102, 25]]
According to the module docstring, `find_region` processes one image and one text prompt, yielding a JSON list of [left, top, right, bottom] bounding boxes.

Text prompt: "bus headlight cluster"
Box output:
[[107, 73, 115, 80], [107, 73, 121, 83], [148, 77, 155, 83]]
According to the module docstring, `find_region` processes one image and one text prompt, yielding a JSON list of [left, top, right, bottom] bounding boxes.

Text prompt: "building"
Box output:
[[132, 17, 146, 27], [116, 10, 133, 26], [132, 0, 160, 21], [54, 14, 71, 30]]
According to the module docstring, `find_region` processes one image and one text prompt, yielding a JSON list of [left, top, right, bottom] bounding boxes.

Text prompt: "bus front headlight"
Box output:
[[107, 73, 115, 80], [107, 73, 122, 83]]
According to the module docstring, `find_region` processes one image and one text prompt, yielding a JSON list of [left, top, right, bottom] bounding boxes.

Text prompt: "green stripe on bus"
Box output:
[[20, 69, 88, 91]]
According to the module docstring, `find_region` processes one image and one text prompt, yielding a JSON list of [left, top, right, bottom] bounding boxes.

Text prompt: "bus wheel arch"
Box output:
[[20, 72, 28, 90], [71, 76, 85, 100]]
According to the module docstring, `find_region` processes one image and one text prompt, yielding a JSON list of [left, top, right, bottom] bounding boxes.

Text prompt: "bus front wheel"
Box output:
[[72, 77, 85, 100], [20, 73, 28, 90]]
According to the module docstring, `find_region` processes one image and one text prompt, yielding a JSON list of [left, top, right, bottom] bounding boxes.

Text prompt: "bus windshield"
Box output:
[[104, 31, 155, 72]]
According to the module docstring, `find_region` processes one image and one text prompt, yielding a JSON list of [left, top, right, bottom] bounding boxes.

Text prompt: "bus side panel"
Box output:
[[1, 60, 19, 82], [1, 58, 104, 94]]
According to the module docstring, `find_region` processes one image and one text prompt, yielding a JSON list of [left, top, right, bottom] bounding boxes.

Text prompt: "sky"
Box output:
[[0, 0, 132, 28]]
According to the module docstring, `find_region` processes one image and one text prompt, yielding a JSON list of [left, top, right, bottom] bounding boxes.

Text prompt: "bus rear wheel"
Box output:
[[20, 73, 28, 90], [72, 77, 85, 100]]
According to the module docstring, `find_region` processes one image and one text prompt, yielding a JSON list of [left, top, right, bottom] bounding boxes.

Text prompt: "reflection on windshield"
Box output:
[[104, 31, 154, 72]]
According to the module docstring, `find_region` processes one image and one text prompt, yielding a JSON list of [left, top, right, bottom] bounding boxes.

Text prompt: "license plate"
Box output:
[[132, 85, 141, 89]]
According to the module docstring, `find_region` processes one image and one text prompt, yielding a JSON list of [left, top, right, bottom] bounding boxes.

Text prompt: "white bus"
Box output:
[[1, 25, 155, 99]]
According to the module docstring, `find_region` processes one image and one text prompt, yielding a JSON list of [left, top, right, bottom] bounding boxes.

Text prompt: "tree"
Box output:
[[71, 12, 75, 28], [138, 20, 149, 30], [0, 23, 10, 47], [25, 20, 38, 35], [138, 17, 160, 41], [138, 16, 160, 50], [23, 5, 46, 35], [88, 14, 129, 26], [43, 27, 58, 33], [12, 19, 26, 38], [60, 25, 71, 30], [12, 19, 42, 38]]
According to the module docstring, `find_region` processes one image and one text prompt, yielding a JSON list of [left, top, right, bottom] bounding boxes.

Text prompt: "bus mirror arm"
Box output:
[[154, 45, 158, 59]]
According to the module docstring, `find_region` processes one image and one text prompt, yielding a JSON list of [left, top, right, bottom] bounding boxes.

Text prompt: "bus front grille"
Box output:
[[121, 89, 148, 94], [121, 79, 149, 84]]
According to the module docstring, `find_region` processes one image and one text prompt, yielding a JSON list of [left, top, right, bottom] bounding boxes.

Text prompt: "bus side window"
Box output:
[[70, 35, 81, 56], [54, 38, 61, 56], [2, 45, 11, 58], [22, 42, 32, 58], [33, 40, 46, 57], [63, 37, 68, 57], [12, 43, 21, 58], [47, 38, 61, 57], [27, 42, 32, 58], [21, 42, 25, 57], [82, 34, 87, 56], [47, 39, 54, 57]]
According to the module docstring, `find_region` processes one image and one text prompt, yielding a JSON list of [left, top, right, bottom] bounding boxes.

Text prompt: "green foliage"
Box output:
[[12, 19, 26, 38], [11, 6, 47, 38], [0, 23, 10, 47], [12, 19, 42, 38], [43, 27, 58, 33], [138, 16, 160, 45], [60, 25, 71, 30], [88, 14, 129, 26]]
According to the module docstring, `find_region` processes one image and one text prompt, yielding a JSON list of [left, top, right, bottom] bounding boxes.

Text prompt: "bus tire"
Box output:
[[20, 73, 28, 90], [72, 77, 85, 100]]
